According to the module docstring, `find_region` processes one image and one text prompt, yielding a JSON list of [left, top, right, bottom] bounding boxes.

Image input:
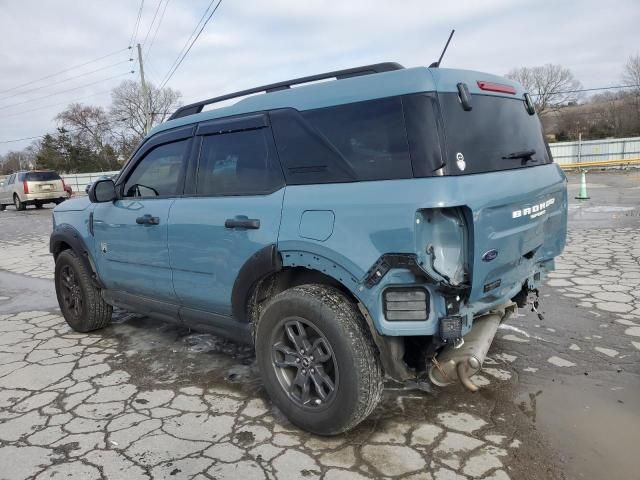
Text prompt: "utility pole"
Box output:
[[137, 43, 152, 135]]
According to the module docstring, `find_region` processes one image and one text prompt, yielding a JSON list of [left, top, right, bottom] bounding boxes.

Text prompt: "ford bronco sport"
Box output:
[[50, 63, 568, 435]]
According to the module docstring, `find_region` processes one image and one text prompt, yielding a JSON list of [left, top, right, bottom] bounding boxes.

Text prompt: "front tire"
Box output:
[[54, 249, 112, 332], [255, 284, 383, 435], [14, 194, 25, 211]]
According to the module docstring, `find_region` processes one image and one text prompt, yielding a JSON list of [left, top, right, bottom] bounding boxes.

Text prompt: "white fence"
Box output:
[[549, 136, 640, 165], [61, 171, 120, 195]]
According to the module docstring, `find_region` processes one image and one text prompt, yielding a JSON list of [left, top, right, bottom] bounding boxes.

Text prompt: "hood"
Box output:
[[53, 196, 92, 212]]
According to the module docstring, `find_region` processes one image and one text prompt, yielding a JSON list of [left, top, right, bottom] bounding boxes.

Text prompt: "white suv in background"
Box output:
[[0, 170, 67, 211]]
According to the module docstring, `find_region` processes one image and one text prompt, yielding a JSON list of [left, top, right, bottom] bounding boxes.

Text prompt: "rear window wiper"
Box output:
[[502, 149, 536, 160]]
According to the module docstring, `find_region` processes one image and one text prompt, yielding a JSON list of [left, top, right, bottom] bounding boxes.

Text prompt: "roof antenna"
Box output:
[[429, 29, 455, 68]]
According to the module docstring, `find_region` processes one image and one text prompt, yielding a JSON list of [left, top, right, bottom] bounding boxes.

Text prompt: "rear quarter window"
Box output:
[[271, 97, 413, 184]]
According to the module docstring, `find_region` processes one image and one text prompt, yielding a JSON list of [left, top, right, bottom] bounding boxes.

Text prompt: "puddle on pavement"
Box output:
[[517, 372, 640, 480], [0, 270, 58, 314]]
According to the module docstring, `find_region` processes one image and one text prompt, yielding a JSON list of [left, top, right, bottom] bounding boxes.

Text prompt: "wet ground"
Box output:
[[0, 170, 638, 480]]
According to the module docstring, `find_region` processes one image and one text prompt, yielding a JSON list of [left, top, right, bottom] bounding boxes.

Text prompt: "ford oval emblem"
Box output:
[[482, 249, 499, 262]]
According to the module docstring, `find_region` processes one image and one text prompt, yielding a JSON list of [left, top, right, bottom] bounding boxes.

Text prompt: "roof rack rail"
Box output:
[[168, 62, 404, 120]]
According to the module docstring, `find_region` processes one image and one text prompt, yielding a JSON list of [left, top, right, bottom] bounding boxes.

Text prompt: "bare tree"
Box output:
[[622, 53, 640, 89], [110, 80, 182, 139], [56, 103, 112, 150], [506, 64, 583, 115]]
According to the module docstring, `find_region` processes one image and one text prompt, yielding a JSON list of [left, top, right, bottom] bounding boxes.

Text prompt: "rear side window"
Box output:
[[25, 171, 60, 182], [124, 140, 189, 197], [271, 97, 413, 184], [196, 128, 284, 196], [439, 93, 550, 175]]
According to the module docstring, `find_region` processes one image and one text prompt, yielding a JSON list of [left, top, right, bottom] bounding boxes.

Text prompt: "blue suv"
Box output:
[[51, 63, 567, 435]]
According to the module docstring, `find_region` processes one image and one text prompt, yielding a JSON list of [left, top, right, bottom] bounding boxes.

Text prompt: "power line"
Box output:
[[531, 84, 640, 96], [145, 0, 170, 59], [159, 0, 216, 87], [129, 0, 145, 47], [0, 89, 114, 120], [0, 59, 133, 102], [0, 118, 127, 145], [159, 0, 223, 89], [0, 71, 135, 111], [141, 0, 164, 48], [0, 47, 131, 95]]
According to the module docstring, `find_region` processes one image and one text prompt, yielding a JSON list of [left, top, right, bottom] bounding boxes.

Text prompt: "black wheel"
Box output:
[[35, 202, 43, 209], [255, 284, 383, 435], [55, 249, 112, 332], [0, 203, 5, 211], [14, 194, 25, 211]]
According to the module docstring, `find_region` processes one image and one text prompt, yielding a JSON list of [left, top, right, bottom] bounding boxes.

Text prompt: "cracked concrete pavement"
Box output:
[[1, 171, 639, 480]]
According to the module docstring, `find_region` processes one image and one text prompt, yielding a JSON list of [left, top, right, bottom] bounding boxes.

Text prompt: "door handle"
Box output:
[[225, 216, 260, 229], [136, 214, 160, 225]]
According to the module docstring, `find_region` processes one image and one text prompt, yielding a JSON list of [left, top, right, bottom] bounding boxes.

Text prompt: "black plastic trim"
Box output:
[[363, 253, 426, 288], [180, 307, 252, 344], [102, 289, 180, 324], [196, 113, 268, 136], [231, 244, 282, 322], [50, 225, 104, 288]]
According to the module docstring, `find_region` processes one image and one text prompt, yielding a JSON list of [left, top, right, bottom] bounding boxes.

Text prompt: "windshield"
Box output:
[[438, 93, 551, 175], [24, 171, 61, 182]]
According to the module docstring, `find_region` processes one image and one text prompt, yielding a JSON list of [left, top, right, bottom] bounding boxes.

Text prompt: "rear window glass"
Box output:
[[24, 171, 61, 181], [271, 97, 413, 184], [439, 93, 550, 175]]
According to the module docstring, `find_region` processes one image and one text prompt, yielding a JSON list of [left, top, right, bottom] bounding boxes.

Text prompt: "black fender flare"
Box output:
[[231, 244, 282, 322], [50, 225, 104, 288]]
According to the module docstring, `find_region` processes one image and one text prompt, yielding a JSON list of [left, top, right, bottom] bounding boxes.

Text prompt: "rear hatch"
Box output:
[[24, 171, 64, 194], [435, 78, 567, 305]]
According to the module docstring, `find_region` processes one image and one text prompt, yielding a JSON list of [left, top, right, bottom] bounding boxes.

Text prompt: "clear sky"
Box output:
[[1, 0, 638, 154]]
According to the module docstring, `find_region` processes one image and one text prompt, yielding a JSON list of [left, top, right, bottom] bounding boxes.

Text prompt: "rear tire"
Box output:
[[14, 194, 25, 211], [0, 204, 5, 211], [55, 249, 112, 332], [255, 284, 383, 435]]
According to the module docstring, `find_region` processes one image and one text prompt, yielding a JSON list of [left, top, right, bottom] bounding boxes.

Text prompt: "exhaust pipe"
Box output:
[[429, 303, 516, 392]]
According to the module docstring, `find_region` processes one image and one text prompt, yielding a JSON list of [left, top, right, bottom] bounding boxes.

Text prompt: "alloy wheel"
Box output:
[[271, 317, 339, 409], [60, 265, 83, 319]]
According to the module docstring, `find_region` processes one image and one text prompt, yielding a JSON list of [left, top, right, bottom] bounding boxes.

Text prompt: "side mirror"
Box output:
[[88, 179, 116, 203]]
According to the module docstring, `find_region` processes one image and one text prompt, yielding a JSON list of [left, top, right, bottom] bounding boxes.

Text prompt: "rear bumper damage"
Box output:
[[429, 302, 517, 392]]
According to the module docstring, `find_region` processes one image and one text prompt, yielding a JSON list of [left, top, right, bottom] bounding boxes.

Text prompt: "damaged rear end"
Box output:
[[402, 70, 568, 391]]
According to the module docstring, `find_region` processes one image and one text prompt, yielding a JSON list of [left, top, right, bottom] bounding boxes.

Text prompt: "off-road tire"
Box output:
[[14, 194, 25, 211], [255, 284, 383, 435], [55, 249, 112, 332]]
